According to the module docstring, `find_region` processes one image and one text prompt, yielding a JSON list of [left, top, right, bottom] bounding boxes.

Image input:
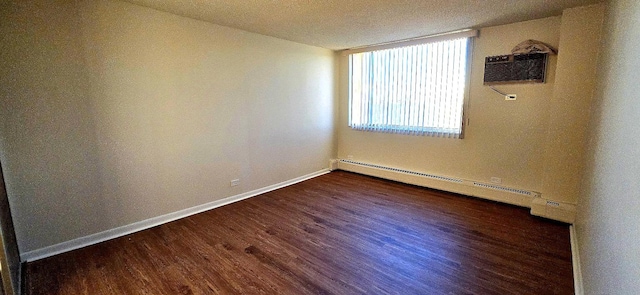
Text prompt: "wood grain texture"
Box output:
[[0, 161, 21, 295], [25, 171, 573, 294]]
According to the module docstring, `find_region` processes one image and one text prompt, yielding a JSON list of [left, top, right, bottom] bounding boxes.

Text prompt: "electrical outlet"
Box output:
[[505, 94, 517, 101], [347, 155, 353, 160], [230, 179, 240, 187], [490, 177, 502, 184]]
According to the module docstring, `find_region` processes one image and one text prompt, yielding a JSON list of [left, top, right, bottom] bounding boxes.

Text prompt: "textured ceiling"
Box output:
[[122, 0, 602, 50]]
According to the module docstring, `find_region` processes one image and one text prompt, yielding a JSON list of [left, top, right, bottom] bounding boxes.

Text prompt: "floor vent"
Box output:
[[339, 159, 463, 184]]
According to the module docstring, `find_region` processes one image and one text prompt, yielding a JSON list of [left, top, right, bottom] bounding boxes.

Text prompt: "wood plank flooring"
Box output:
[[25, 171, 573, 294]]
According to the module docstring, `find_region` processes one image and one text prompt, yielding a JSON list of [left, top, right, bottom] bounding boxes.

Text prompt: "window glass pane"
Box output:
[[349, 37, 469, 138]]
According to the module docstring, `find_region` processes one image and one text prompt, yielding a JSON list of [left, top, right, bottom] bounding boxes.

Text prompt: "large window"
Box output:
[[348, 34, 472, 138]]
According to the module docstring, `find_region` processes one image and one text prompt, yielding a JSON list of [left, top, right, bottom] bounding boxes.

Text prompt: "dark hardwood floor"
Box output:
[[26, 171, 573, 294]]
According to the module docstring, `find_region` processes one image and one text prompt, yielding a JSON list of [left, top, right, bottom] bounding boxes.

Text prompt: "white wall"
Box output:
[[0, 0, 335, 254], [576, 0, 640, 293]]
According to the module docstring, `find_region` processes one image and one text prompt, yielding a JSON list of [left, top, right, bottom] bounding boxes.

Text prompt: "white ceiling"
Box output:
[[122, 0, 602, 50]]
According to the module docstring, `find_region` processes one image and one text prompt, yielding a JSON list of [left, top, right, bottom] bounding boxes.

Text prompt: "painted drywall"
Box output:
[[337, 7, 606, 209], [120, 0, 603, 50], [576, 0, 640, 293], [540, 4, 605, 205], [0, 0, 335, 254], [337, 16, 562, 196]]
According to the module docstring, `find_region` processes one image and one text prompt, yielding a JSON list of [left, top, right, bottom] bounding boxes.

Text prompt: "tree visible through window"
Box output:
[[349, 36, 471, 138]]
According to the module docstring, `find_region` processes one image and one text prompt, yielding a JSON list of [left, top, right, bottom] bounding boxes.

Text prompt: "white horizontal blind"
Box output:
[[349, 37, 470, 138]]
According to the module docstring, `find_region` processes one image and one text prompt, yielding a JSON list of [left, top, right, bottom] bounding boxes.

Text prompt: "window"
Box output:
[[348, 33, 473, 138]]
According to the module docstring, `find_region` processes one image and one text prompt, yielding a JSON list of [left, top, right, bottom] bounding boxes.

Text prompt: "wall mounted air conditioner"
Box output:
[[483, 53, 548, 85]]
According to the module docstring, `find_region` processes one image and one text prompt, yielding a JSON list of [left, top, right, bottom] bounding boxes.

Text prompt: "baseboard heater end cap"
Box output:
[[329, 159, 339, 171], [530, 197, 576, 224]]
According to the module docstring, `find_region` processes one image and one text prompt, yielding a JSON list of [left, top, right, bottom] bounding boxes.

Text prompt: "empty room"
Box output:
[[0, 0, 638, 294]]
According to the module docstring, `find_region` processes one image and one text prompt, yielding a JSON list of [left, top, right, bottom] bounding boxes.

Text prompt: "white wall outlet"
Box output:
[[490, 177, 502, 184], [347, 155, 353, 160], [230, 179, 240, 187], [505, 94, 517, 101]]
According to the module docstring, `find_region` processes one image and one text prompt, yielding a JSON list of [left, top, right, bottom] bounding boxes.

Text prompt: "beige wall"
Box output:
[[0, 0, 622, 274], [541, 4, 605, 205], [337, 6, 605, 209], [338, 16, 562, 196], [0, 0, 335, 253], [576, 0, 640, 293]]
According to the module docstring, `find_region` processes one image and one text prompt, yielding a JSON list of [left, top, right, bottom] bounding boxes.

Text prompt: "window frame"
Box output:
[[345, 30, 476, 139]]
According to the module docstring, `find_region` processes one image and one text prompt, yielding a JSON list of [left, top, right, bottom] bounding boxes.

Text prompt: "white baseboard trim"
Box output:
[[20, 169, 331, 262], [570, 225, 583, 295]]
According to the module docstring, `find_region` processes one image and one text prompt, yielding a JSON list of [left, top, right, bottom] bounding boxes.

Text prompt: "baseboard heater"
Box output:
[[333, 159, 575, 223], [334, 159, 539, 207]]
